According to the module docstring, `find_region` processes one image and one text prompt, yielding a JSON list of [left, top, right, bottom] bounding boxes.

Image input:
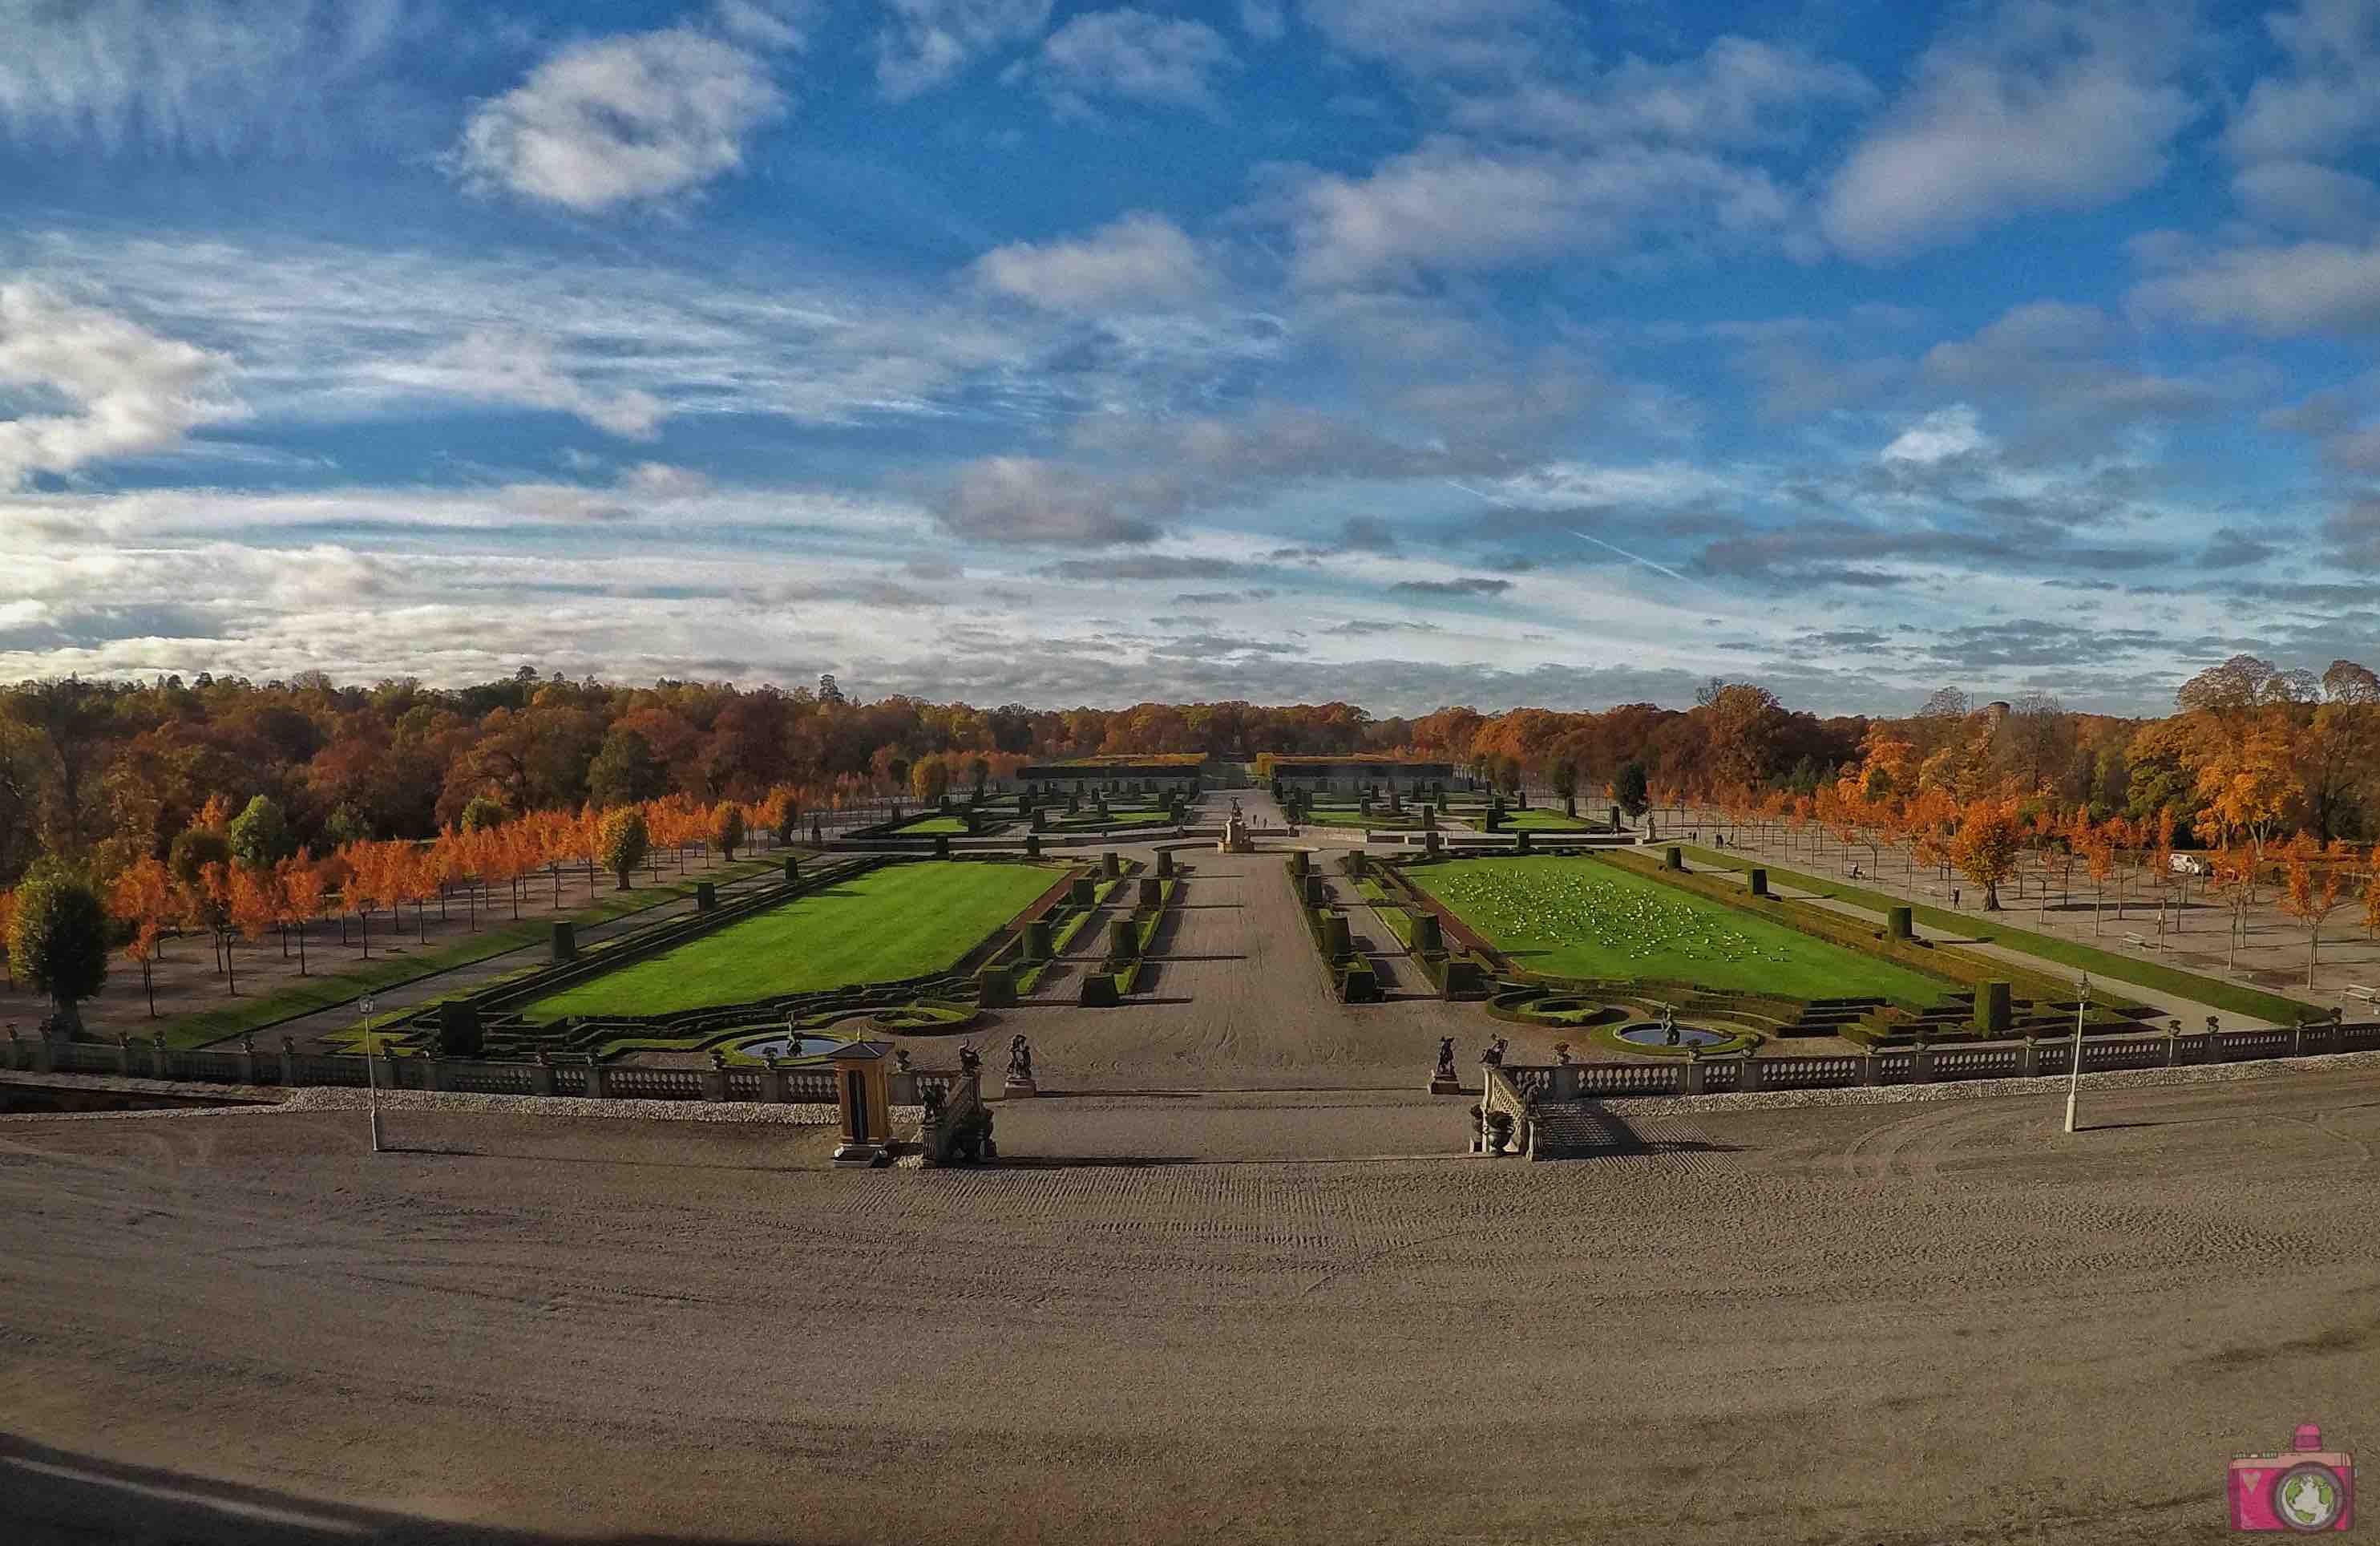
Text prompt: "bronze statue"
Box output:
[[1008, 1034, 1033, 1083], [1433, 1037, 1457, 1080]]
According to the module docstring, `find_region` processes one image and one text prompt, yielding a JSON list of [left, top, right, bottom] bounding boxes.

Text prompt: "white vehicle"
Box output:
[[2169, 852, 2210, 876]]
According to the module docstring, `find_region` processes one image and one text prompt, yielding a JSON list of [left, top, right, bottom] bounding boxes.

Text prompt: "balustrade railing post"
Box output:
[[116, 1033, 133, 1077], [1738, 1055, 1763, 1092], [1682, 1049, 1705, 1095], [1861, 1044, 1881, 1087], [2292, 1022, 2308, 1058], [532, 1049, 556, 1097], [2019, 1035, 2041, 1078], [584, 1058, 608, 1099], [420, 1054, 442, 1094], [152, 1032, 172, 1081], [236, 1035, 258, 1086], [1911, 1038, 1936, 1084], [280, 1035, 300, 1087]]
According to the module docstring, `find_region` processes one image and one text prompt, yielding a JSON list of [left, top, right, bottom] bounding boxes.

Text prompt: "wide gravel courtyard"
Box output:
[[5, 1066, 2378, 1545]]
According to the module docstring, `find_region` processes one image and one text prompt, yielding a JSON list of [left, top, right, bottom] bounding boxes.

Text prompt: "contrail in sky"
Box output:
[[1564, 528, 1693, 585], [1442, 479, 1695, 585]]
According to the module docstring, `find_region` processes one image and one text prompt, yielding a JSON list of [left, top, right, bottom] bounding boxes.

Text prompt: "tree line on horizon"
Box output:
[[3, 654, 2378, 1022]]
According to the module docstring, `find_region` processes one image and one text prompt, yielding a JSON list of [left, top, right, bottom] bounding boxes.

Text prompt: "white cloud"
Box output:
[[398, 333, 668, 437], [1820, 2, 2199, 261], [1452, 37, 1873, 146], [875, 0, 1053, 100], [1881, 405, 1990, 463], [0, 283, 244, 486], [0, 0, 412, 156], [2228, 0, 2380, 163], [2129, 237, 2380, 334], [1271, 138, 1790, 289], [1300, 0, 1570, 80], [2233, 159, 2380, 237], [935, 455, 1162, 544], [1239, 0, 1284, 42], [713, 0, 816, 49], [970, 213, 1211, 310], [1011, 9, 1237, 116], [451, 29, 786, 212], [2, 230, 1169, 431]]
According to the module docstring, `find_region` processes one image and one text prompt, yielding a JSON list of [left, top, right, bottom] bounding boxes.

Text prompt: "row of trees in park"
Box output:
[[1, 787, 796, 1026]]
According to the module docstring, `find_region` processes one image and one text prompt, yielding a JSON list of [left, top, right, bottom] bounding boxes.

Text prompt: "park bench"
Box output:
[[2122, 932, 2160, 953], [2346, 984, 2378, 1005]]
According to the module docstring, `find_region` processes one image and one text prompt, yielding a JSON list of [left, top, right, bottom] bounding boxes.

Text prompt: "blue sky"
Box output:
[[2, 0, 2378, 715]]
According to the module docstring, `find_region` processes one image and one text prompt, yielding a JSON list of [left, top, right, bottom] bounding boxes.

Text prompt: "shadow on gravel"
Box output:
[[980, 1155, 1198, 1168], [1557, 1105, 1747, 1161], [389, 1144, 822, 1173], [0, 1431, 769, 1546]]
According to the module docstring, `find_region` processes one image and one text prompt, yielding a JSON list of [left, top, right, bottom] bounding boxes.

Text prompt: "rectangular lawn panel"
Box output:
[[1408, 856, 1950, 1002], [520, 861, 1057, 1020], [1488, 808, 1598, 832]]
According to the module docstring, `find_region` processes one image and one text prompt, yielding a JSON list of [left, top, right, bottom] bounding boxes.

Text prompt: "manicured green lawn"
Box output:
[[893, 815, 970, 833], [1408, 856, 1949, 1002], [1483, 808, 1600, 832], [1298, 807, 1428, 828], [1052, 808, 1175, 827], [520, 861, 1056, 1019], [162, 856, 784, 1048], [1675, 845, 2318, 1024]]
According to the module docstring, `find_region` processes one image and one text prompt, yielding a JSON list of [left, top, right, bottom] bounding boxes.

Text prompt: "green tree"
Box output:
[[1613, 762, 1651, 819], [168, 826, 233, 892], [321, 803, 372, 849], [226, 795, 293, 868], [587, 727, 667, 809], [10, 867, 108, 1030], [1550, 760, 1579, 815], [712, 803, 746, 860], [598, 807, 649, 890], [459, 795, 508, 833]]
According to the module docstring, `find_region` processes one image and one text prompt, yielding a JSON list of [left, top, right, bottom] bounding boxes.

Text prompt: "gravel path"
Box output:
[[6, 1068, 2380, 1544]]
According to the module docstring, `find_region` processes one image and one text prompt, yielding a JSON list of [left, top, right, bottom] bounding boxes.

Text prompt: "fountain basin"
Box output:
[[732, 1035, 849, 1062], [1615, 1022, 1729, 1048]]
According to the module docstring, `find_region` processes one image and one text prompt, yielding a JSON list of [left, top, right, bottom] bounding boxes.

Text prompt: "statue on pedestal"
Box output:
[[1480, 1036, 1507, 1068], [1428, 1035, 1461, 1095], [1004, 1034, 1037, 1096]]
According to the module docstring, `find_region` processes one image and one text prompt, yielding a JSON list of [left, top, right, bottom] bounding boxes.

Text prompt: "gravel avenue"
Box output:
[[1408, 855, 1948, 1000], [520, 860, 1055, 1019]]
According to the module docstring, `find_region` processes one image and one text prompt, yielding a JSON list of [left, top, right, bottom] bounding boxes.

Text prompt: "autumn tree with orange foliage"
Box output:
[[2277, 836, 2354, 990], [1950, 800, 2022, 910], [109, 856, 174, 1015], [277, 853, 325, 974]]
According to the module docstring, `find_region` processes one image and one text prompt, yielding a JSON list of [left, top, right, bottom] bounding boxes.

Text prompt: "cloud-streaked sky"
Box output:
[[3, 0, 2378, 715]]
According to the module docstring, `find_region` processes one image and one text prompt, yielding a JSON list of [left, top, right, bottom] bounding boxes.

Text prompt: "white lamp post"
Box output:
[[2062, 974, 2090, 1134], [360, 994, 382, 1154]]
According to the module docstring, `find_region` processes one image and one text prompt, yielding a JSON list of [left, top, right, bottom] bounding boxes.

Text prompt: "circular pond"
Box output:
[[1615, 1022, 1730, 1048], [733, 1035, 848, 1062]]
